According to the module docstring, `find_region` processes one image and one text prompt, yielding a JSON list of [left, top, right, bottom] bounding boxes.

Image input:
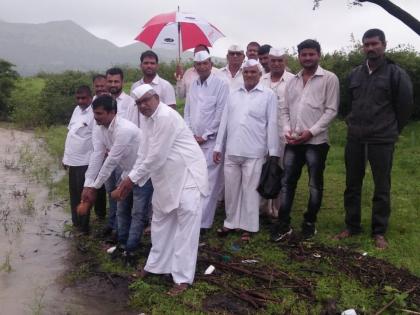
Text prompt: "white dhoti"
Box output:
[[200, 140, 224, 229], [144, 185, 202, 284], [223, 155, 264, 232]]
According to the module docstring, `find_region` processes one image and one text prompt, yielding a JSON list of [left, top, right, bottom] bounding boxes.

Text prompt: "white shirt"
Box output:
[[128, 103, 209, 214], [62, 105, 94, 166], [116, 91, 135, 119], [280, 66, 339, 145], [84, 116, 141, 189], [130, 74, 176, 106], [176, 66, 218, 99], [184, 74, 229, 148], [261, 71, 295, 128], [215, 66, 244, 90], [214, 83, 280, 158]]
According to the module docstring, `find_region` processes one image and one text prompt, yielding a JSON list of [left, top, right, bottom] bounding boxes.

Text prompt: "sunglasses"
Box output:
[[228, 52, 243, 56]]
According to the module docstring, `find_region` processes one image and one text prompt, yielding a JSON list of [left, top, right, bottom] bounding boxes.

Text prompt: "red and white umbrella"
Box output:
[[134, 10, 225, 60]]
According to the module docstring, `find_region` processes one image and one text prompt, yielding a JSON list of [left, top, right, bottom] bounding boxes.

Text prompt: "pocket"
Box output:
[[349, 80, 362, 100], [373, 79, 390, 104]]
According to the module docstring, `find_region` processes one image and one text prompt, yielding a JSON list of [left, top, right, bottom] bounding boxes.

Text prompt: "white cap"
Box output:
[[228, 44, 244, 52], [269, 47, 287, 57], [131, 84, 154, 100], [243, 59, 263, 72], [194, 51, 211, 62]]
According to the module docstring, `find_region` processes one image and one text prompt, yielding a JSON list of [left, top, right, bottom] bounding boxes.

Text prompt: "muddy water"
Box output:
[[0, 128, 135, 315]]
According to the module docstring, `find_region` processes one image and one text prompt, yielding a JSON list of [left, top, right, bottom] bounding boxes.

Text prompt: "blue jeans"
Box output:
[[104, 167, 122, 230], [117, 179, 153, 252], [278, 144, 329, 227]]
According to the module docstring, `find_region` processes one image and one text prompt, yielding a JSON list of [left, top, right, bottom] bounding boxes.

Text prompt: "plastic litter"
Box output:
[[204, 265, 215, 275], [313, 253, 321, 258], [341, 309, 357, 315], [241, 259, 259, 264], [107, 246, 117, 254]]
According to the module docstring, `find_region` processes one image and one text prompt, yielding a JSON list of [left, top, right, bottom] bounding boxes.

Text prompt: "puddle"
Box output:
[[0, 128, 135, 315]]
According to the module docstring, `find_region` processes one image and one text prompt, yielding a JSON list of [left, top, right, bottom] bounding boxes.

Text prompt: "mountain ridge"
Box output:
[[0, 20, 195, 76]]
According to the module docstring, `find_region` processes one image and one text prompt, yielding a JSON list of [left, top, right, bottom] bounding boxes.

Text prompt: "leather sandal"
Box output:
[[167, 283, 189, 296]]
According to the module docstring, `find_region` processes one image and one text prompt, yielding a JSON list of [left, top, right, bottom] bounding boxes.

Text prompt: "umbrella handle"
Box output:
[[177, 6, 181, 62]]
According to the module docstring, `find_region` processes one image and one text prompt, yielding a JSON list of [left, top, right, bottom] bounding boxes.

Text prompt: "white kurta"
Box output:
[[130, 74, 176, 107], [260, 71, 294, 216], [84, 116, 141, 189], [128, 103, 208, 284], [116, 92, 135, 119], [62, 104, 94, 166], [176, 66, 218, 99], [215, 66, 244, 91], [215, 83, 280, 232], [184, 74, 229, 228]]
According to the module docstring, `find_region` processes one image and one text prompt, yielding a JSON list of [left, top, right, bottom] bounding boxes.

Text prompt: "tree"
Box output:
[[313, 0, 420, 36], [0, 59, 19, 119]]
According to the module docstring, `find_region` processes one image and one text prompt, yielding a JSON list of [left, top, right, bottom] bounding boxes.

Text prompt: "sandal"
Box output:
[[241, 232, 251, 242], [167, 283, 189, 296], [132, 267, 148, 279], [217, 227, 233, 237]]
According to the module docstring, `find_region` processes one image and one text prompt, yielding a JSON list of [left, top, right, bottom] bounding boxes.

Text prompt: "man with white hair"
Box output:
[[184, 51, 229, 231], [117, 84, 209, 295], [213, 59, 280, 241], [175, 44, 218, 100], [260, 48, 295, 217], [216, 44, 245, 90]]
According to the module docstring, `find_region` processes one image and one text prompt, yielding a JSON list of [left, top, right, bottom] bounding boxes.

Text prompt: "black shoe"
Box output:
[[102, 226, 113, 237], [301, 221, 317, 240], [271, 225, 293, 242], [124, 251, 139, 268], [109, 245, 125, 260]]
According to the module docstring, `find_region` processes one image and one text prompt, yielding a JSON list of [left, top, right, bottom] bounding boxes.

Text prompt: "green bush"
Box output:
[[9, 77, 45, 128], [0, 59, 19, 119], [37, 71, 91, 126]]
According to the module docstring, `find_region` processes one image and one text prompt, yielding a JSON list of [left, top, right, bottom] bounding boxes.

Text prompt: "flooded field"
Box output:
[[0, 128, 135, 315]]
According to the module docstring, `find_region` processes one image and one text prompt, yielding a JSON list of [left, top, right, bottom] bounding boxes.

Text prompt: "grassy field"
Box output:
[[37, 120, 420, 314]]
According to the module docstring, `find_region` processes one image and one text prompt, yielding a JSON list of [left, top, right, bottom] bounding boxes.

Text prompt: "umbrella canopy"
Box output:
[[135, 11, 224, 58]]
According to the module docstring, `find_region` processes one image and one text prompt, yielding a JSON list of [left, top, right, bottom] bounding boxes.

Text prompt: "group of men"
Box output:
[[62, 28, 413, 293]]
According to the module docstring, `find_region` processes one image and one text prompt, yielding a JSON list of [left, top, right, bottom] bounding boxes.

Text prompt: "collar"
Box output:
[[195, 73, 214, 87], [78, 104, 92, 113], [141, 74, 160, 86], [296, 65, 325, 78], [149, 102, 165, 121], [239, 82, 264, 93], [365, 57, 386, 75], [116, 91, 127, 101], [107, 115, 118, 132]]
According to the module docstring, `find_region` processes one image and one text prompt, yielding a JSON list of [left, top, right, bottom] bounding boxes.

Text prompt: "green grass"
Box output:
[[38, 120, 420, 314]]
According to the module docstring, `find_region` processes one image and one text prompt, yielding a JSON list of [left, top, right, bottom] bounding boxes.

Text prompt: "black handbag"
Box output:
[[257, 157, 283, 199]]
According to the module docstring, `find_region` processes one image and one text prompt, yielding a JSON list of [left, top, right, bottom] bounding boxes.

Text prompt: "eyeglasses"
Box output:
[[228, 52, 243, 56]]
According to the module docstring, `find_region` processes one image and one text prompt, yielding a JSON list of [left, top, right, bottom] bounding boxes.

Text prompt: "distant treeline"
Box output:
[[1, 44, 419, 128]]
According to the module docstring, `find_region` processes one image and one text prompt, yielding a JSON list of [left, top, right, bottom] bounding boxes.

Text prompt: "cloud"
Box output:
[[1, 0, 419, 58]]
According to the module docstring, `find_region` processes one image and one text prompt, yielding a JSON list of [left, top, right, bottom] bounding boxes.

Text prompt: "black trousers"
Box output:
[[68, 165, 106, 232], [344, 140, 395, 235], [278, 143, 330, 227]]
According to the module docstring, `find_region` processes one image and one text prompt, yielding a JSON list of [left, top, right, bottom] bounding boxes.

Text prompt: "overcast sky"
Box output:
[[1, 0, 419, 58]]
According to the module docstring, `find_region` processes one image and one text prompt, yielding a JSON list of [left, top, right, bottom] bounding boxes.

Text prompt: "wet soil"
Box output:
[[0, 128, 135, 315]]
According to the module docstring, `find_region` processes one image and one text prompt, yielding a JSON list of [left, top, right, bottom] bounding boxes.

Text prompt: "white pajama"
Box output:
[[200, 140, 224, 228], [144, 186, 202, 284], [223, 155, 264, 232]]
